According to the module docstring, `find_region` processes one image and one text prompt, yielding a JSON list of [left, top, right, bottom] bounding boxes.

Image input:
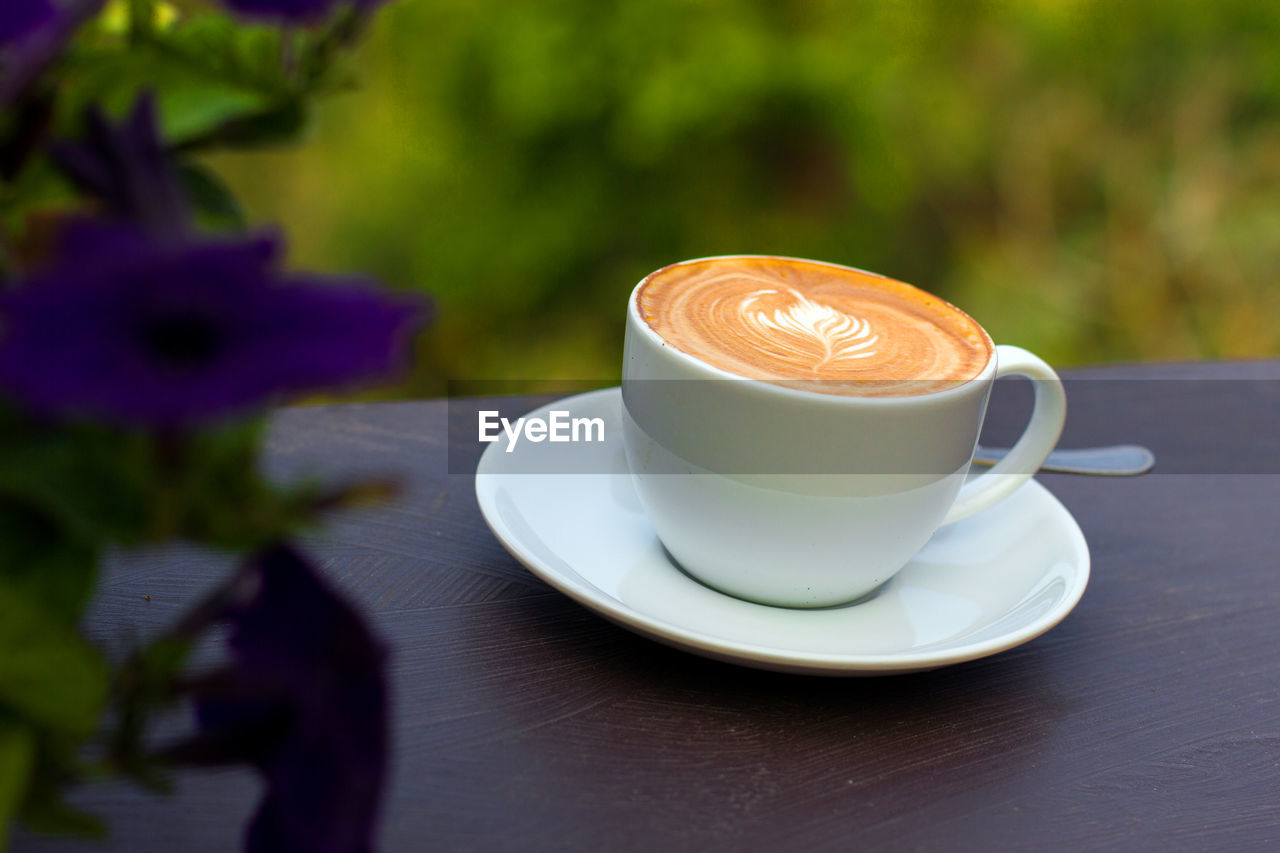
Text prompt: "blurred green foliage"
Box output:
[[210, 0, 1280, 392]]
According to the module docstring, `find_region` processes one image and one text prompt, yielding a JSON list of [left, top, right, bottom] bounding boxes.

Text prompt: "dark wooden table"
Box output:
[[19, 360, 1280, 852]]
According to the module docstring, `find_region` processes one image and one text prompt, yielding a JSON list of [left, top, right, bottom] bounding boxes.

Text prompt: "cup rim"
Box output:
[[627, 254, 998, 405]]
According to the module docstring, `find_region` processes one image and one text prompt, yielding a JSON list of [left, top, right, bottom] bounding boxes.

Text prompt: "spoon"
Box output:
[[973, 443, 1155, 476]]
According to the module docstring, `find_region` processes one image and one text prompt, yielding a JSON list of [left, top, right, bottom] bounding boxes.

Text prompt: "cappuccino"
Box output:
[[637, 256, 992, 397]]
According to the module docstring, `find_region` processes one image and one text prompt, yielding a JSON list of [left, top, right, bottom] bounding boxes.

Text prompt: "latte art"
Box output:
[[738, 288, 879, 371], [638, 256, 992, 396]]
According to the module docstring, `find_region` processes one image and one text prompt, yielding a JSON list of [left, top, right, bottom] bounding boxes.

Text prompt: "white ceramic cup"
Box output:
[[621, 256, 1067, 608]]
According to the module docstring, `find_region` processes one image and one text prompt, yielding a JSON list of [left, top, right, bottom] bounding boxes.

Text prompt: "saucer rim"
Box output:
[[474, 387, 1091, 676]]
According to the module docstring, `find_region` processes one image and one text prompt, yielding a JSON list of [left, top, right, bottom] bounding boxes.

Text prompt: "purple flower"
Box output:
[[218, 0, 342, 24], [0, 222, 425, 426], [217, 0, 388, 25], [0, 0, 103, 104], [0, 0, 57, 47], [170, 545, 388, 853], [50, 94, 190, 237]]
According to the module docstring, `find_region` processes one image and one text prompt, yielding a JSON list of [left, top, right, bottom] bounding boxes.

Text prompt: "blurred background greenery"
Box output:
[[207, 0, 1280, 395]]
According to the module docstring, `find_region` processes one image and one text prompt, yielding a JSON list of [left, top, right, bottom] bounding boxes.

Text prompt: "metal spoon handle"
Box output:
[[973, 443, 1156, 476]]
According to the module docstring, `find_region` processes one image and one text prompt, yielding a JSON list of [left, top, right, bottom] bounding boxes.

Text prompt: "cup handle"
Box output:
[[941, 345, 1067, 526]]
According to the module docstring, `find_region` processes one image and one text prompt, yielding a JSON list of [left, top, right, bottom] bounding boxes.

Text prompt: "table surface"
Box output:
[[18, 360, 1280, 852]]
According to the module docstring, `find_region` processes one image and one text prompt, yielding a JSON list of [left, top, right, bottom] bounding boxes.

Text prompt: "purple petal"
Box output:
[[0, 223, 426, 426], [218, 0, 342, 24], [0, 0, 57, 47], [179, 546, 389, 853], [1, 0, 104, 105], [49, 93, 191, 234]]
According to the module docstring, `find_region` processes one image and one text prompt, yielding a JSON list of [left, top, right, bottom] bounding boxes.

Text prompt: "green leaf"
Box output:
[[177, 160, 247, 231], [60, 13, 290, 146], [158, 86, 275, 145], [15, 778, 104, 840], [0, 159, 79, 250], [0, 718, 104, 844], [0, 582, 108, 736], [178, 97, 308, 150], [169, 420, 319, 549], [0, 414, 153, 546], [0, 720, 35, 853], [126, 0, 159, 41], [58, 50, 272, 146], [9, 725, 104, 840], [0, 503, 95, 624]]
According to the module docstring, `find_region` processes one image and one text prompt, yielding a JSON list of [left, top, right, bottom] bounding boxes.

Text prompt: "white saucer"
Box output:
[[474, 388, 1090, 676]]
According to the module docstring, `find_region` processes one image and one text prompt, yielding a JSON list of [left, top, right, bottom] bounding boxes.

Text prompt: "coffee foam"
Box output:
[[637, 257, 992, 397]]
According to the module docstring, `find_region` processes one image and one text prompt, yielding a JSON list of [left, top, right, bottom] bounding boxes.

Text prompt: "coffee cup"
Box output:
[[621, 255, 1066, 608]]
